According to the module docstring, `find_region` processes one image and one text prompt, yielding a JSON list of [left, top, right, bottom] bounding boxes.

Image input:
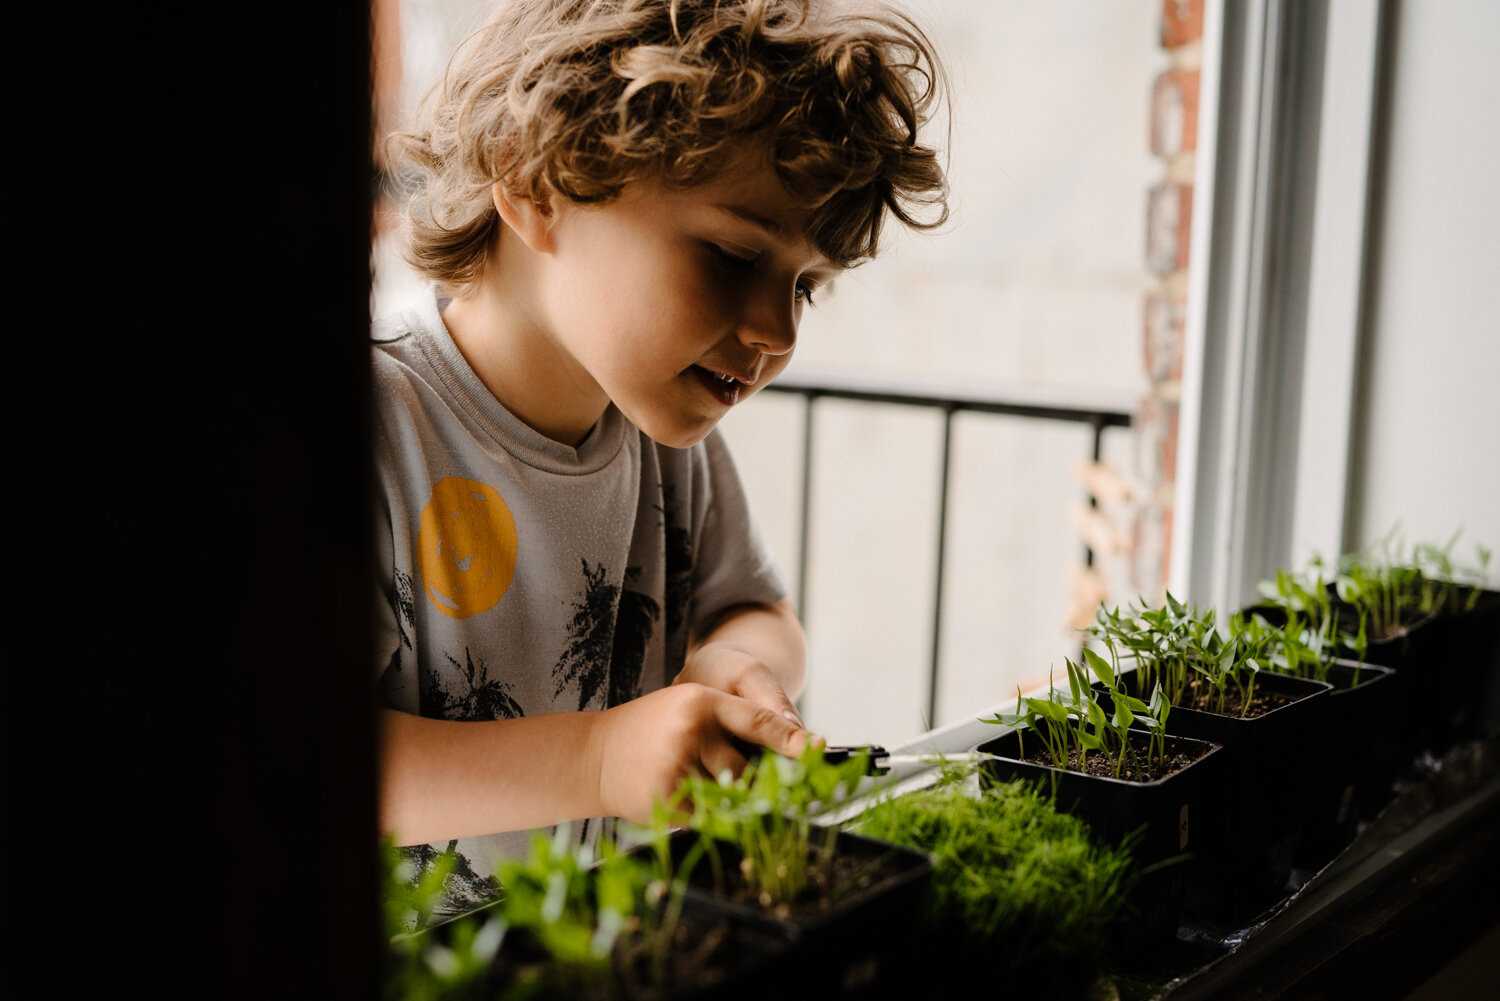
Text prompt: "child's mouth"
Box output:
[[690, 366, 743, 406]]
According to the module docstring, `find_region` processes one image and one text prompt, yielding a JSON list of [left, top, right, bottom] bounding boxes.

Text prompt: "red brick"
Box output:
[[1146, 183, 1194, 274], [1144, 292, 1186, 384], [1134, 395, 1181, 488], [1130, 505, 1172, 604], [1151, 67, 1201, 157], [1162, 0, 1205, 49], [1157, 506, 1174, 597]]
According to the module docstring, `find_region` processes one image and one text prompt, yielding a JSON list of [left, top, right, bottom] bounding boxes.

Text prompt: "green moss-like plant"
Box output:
[[852, 768, 1136, 991]]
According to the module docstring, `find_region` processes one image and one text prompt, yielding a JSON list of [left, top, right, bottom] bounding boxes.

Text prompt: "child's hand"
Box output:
[[587, 682, 817, 825], [676, 641, 807, 729]]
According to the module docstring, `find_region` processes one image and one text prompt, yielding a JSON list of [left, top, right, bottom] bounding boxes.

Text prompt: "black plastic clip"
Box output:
[[820, 744, 890, 775]]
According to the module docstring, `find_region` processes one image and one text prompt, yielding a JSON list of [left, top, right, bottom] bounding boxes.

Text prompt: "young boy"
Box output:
[[374, 0, 948, 914]]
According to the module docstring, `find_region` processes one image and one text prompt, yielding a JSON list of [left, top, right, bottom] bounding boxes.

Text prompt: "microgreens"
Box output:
[[853, 769, 1137, 975], [668, 742, 874, 912]]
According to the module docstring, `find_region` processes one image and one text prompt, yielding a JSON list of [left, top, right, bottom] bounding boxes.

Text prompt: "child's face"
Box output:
[[514, 146, 839, 448]]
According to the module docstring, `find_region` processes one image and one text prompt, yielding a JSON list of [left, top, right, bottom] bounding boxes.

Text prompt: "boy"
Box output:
[[375, 0, 948, 914]]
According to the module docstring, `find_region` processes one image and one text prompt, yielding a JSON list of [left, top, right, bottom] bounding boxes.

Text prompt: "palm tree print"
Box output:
[[553, 559, 620, 710], [393, 569, 416, 651], [553, 559, 662, 710], [421, 646, 524, 721], [658, 486, 694, 676], [398, 841, 498, 920], [609, 566, 660, 707]]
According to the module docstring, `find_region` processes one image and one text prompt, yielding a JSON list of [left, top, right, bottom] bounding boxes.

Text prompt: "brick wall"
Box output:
[[1134, 0, 1203, 601]]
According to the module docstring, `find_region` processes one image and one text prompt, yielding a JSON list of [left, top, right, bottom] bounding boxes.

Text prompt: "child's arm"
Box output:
[[675, 597, 809, 725], [380, 671, 814, 844]]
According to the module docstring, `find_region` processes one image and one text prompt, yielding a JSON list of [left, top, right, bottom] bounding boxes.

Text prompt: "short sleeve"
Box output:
[[685, 430, 788, 638]]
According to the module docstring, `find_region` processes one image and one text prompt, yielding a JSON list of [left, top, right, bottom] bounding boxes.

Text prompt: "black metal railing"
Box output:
[[761, 368, 1136, 728]]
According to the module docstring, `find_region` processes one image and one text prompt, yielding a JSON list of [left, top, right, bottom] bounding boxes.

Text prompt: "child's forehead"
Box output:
[[671, 142, 810, 227], [677, 163, 832, 258]]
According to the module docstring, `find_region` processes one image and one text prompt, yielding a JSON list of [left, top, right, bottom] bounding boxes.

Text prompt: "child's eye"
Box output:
[[709, 243, 757, 273], [708, 243, 818, 306]]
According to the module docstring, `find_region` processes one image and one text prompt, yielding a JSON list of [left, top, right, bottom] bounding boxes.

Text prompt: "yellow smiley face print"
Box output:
[[416, 476, 518, 619]]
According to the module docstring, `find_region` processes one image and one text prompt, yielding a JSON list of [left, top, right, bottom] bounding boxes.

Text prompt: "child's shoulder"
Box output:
[[371, 288, 442, 347]]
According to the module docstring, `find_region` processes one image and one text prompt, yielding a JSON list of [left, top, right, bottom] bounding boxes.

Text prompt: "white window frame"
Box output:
[[1171, 0, 1387, 610]]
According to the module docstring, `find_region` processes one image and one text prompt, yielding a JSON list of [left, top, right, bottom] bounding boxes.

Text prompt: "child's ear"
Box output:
[[491, 182, 556, 253]]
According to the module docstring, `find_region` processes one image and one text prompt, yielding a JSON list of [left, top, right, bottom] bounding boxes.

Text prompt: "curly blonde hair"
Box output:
[[387, 0, 949, 292]]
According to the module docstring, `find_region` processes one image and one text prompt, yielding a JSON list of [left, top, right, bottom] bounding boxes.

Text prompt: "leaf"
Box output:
[[985, 711, 1033, 731], [1083, 647, 1116, 688], [1028, 698, 1072, 725], [1066, 659, 1087, 703]]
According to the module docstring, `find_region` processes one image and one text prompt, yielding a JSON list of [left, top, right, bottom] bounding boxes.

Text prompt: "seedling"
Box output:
[[1085, 594, 1268, 718], [982, 646, 1174, 781], [1333, 527, 1492, 637], [490, 824, 652, 992], [380, 825, 676, 1000], [668, 742, 874, 914], [381, 838, 505, 1001], [1251, 565, 1369, 685]]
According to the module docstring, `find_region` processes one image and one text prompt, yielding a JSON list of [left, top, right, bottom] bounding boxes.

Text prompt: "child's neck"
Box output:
[[440, 279, 607, 448]]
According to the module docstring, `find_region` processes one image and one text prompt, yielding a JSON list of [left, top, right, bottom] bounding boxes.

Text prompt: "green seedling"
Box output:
[[1085, 594, 1268, 718], [380, 825, 668, 1001], [1085, 593, 1205, 710], [668, 742, 874, 913], [982, 646, 1173, 780], [1333, 526, 1493, 638], [492, 825, 651, 984], [1251, 564, 1368, 685], [381, 838, 505, 1001]]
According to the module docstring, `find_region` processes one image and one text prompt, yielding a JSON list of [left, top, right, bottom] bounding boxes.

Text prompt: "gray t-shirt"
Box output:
[[371, 290, 785, 914]]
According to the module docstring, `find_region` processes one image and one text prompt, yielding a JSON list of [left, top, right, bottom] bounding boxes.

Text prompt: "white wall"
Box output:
[[1348, 0, 1500, 569]]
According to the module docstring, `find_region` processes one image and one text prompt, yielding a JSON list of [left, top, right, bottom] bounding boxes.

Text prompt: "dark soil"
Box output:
[[1017, 731, 1209, 782], [613, 911, 775, 999], [692, 841, 895, 922], [494, 910, 786, 1000], [1174, 678, 1295, 718]]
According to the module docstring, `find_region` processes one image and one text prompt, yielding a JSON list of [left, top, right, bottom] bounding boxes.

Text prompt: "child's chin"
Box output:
[[636, 414, 720, 450]]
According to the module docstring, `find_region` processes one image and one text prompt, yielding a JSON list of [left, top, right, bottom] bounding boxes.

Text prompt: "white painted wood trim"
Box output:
[[1168, 0, 1225, 602], [1288, 0, 1384, 568], [1172, 0, 1279, 613]]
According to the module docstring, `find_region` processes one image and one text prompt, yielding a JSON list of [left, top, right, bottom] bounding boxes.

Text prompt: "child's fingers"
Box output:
[[681, 648, 807, 728], [708, 691, 819, 768], [728, 665, 806, 728]]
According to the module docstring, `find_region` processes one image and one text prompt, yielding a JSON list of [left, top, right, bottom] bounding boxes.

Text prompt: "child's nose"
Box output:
[[736, 290, 798, 357]]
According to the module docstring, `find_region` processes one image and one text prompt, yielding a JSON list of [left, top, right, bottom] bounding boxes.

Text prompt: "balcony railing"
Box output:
[[761, 368, 1137, 728]]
